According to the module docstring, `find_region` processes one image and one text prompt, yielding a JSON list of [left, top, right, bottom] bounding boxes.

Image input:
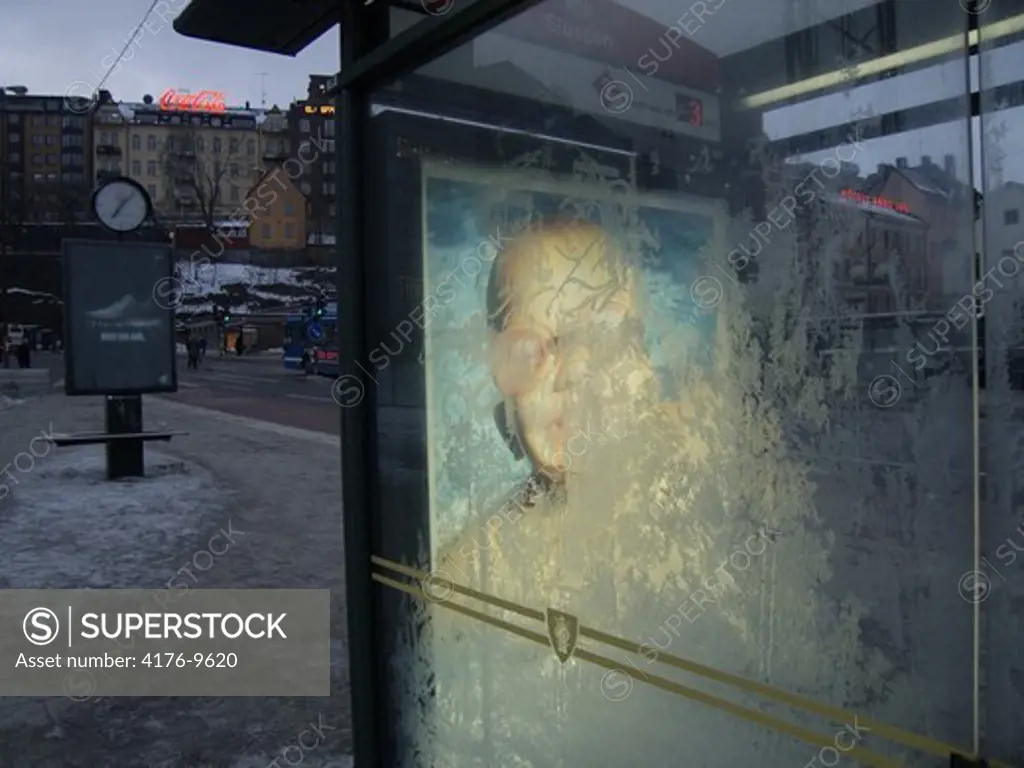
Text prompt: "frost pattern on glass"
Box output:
[[385, 125, 979, 765]]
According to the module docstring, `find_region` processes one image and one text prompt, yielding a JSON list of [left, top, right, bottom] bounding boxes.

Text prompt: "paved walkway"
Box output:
[[0, 393, 350, 768]]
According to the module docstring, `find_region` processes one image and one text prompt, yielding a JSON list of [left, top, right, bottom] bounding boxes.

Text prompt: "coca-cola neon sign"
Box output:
[[840, 188, 911, 214], [159, 89, 227, 113]]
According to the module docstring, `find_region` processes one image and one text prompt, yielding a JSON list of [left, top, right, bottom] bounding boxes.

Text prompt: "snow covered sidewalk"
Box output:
[[0, 393, 351, 768]]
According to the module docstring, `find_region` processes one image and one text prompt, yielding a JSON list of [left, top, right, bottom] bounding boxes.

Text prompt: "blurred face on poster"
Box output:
[[486, 219, 658, 481]]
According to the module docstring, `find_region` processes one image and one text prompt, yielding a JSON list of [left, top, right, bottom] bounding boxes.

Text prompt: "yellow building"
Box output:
[[91, 93, 286, 223], [246, 165, 309, 249]]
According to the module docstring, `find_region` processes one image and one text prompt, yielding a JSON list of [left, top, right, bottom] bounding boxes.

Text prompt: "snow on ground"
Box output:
[[173, 263, 336, 318], [176, 263, 334, 296], [0, 446, 230, 590], [0, 395, 25, 410]]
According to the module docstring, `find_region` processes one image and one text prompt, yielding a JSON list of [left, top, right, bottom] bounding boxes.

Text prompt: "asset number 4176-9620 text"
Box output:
[[140, 652, 238, 668]]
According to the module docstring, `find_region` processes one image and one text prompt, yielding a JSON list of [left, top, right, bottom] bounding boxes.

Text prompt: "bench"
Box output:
[[53, 431, 188, 447]]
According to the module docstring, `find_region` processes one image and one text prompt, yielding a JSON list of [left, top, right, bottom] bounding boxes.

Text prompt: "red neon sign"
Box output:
[[159, 89, 227, 113], [840, 188, 911, 214]]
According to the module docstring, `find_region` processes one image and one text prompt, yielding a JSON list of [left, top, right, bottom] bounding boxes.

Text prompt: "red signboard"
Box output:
[[316, 349, 338, 361], [840, 188, 911, 215], [160, 89, 227, 114]]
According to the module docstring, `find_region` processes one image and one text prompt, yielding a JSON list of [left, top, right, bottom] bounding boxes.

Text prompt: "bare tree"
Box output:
[[161, 126, 240, 234]]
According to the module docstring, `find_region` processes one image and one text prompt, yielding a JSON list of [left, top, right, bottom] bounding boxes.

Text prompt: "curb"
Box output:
[[148, 396, 340, 446]]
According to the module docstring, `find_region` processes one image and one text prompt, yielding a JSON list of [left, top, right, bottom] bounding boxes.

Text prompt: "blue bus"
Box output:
[[283, 309, 339, 376]]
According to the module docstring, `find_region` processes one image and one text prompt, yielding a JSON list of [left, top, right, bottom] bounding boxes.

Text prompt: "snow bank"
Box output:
[[176, 263, 334, 296], [0, 447, 230, 589]]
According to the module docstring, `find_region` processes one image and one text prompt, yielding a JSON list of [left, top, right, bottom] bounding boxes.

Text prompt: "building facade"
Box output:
[[862, 154, 978, 309], [91, 91, 264, 225], [288, 75, 337, 242], [247, 166, 309, 249], [0, 87, 92, 224]]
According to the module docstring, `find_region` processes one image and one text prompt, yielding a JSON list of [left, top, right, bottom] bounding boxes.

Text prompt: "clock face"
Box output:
[[92, 178, 150, 233]]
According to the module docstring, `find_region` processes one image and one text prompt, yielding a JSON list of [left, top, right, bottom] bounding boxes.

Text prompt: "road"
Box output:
[[165, 354, 340, 433], [38, 351, 340, 434]]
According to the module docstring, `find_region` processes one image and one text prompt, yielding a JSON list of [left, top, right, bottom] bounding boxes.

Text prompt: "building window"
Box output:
[[229, 138, 238, 153], [213, 137, 222, 154], [31, 115, 44, 127], [147, 160, 157, 176], [284, 202, 295, 216], [328, 204, 335, 217], [7, 132, 18, 143], [7, 114, 19, 124], [285, 223, 295, 239], [132, 134, 141, 150], [247, 139, 255, 156], [132, 160, 141, 176], [32, 154, 44, 166], [230, 186, 239, 202], [147, 134, 157, 150], [166, 136, 175, 151], [1005, 209, 1019, 225], [324, 121, 335, 137], [299, 119, 310, 133], [229, 163, 238, 178], [9, 152, 19, 163], [196, 137, 205, 152], [45, 135, 57, 145], [261, 223, 271, 238], [301, 182, 311, 195], [147, 184, 157, 200], [32, 135, 44, 145]]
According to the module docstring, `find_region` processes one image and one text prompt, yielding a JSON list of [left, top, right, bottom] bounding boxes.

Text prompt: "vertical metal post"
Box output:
[[337, 1, 388, 766], [105, 394, 144, 479], [0, 86, 7, 333]]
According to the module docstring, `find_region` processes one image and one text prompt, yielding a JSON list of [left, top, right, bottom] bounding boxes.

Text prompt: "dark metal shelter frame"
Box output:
[[173, 0, 1024, 764]]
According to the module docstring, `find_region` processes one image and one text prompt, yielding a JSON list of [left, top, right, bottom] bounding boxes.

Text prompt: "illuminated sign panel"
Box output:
[[160, 89, 227, 113], [840, 188, 911, 214], [303, 104, 335, 115]]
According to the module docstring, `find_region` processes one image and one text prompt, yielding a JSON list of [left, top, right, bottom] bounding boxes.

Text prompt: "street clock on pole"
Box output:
[[91, 176, 152, 234]]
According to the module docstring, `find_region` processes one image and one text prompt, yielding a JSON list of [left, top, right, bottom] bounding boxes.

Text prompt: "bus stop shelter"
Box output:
[[176, 1, 1024, 765]]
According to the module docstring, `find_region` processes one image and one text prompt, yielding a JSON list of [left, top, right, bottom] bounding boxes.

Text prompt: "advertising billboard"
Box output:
[[62, 240, 177, 396]]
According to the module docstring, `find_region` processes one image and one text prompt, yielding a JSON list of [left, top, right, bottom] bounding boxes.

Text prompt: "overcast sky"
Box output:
[[2, 0, 1020, 190], [0, 0, 338, 110]]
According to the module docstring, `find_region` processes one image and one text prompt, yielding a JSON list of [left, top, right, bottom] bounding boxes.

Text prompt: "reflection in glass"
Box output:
[[365, 0, 991, 764]]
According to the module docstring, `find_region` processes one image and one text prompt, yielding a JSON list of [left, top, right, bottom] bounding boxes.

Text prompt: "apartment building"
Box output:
[[862, 154, 979, 308], [1, 86, 92, 223], [91, 91, 265, 224], [247, 166, 308, 249], [288, 75, 337, 242]]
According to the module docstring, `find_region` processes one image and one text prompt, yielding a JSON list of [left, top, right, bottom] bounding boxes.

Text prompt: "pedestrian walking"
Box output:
[[186, 335, 201, 371]]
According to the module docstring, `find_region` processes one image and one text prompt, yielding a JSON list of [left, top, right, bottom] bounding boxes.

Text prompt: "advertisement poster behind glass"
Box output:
[[63, 239, 177, 396]]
